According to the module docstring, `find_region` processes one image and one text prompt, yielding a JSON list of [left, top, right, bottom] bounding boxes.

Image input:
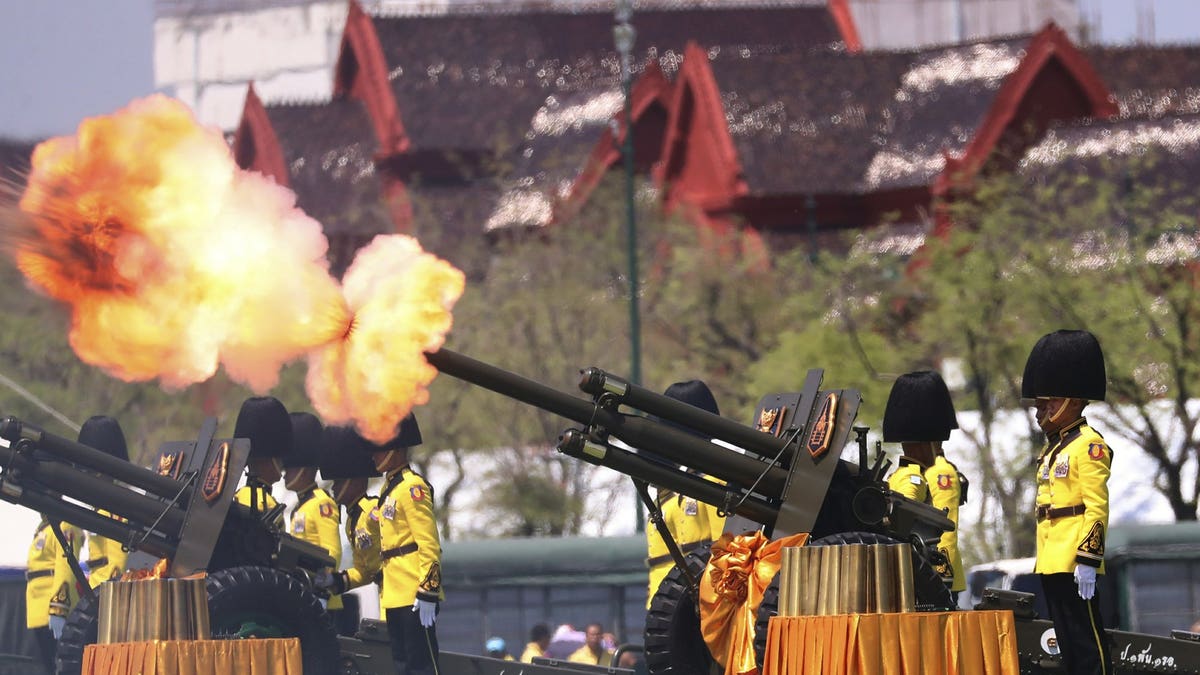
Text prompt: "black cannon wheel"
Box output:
[[644, 543, 719, 675], [54, 566, 339, 675], [207, 565, 340, 673], [752, 531, 955, 668]]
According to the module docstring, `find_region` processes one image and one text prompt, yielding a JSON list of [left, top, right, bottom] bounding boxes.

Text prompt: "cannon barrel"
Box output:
[[0, 417, 190, 502], [426, 349, 790, 495], [558, 429, 779, 524], [578, 367, 795, 464]]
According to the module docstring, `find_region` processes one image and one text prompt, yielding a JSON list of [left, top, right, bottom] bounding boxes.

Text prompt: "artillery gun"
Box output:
[[0, 416, 340, 675], [424, 348, 957, 674]]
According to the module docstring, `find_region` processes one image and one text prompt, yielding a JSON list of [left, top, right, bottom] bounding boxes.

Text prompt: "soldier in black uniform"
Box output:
[[1022, 330, 1113, 675]]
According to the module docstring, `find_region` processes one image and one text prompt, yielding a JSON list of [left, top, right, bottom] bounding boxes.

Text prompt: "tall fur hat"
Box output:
[[78, 415, 129, 463], [882, 370, 959, 443], [1021, 330, 1106, 401], [283, 412, 324, 468], [318, 426, 381, 480], [378, 413, 422, 451], [232, 396, 292, 459], [663, 380, 721, 417]]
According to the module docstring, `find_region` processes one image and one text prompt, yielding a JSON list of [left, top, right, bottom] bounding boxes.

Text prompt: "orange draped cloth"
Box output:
[[760, 610, 1020, 675], [700, 531, 810, 675], [82, 638, 302, 674]]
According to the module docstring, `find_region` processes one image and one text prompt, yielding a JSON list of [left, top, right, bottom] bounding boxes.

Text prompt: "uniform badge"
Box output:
[[937, 474, 952, 489], [1088, 443, 1106, 460], [684, 498, 698, 516], [292, 513, 306, 534], [909, 475, 923, 485], [806, 393, 839, 459], [355, 529, 373, 550], [410, 485, 426, 502], [319, 503, 334, 518], [35, 536, 45, 551], [1054, 458, 1069, 478], [381, 498, 396, 520], [369, 508, 380, 522]]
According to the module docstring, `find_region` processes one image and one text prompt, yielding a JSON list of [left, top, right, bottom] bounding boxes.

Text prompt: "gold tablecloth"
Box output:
[[761, 610, 1019, 675], [82, 638, 302, 674]]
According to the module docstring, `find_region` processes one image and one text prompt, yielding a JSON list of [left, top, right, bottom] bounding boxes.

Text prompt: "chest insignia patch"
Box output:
[[1054, 458, 1070, 478], [292, 513, 306, 533], [382, 499, 396, 520], [355, 529, 373, 550]]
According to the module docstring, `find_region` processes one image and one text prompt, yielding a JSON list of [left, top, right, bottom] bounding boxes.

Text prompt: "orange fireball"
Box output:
[[11, 95, 351, 391]]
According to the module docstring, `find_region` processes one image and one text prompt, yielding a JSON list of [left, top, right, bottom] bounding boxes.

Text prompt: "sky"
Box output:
[[3, 1, 1200, 140]]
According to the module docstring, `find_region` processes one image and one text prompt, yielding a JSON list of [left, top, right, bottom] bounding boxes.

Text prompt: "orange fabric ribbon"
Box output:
[[700, 531, 810, 675]]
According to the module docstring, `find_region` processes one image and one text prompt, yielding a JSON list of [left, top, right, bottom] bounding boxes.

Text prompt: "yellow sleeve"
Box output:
[[316, 497, 342, 569], [887, 465, 928, 502], [400, 476, 442, 602], [1075, 439, 1111, 567], [926, 463, 961, 583], [344, 508, 382, 590]]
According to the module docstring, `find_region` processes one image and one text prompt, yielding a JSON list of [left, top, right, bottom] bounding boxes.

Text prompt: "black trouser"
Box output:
[[385, 605, 440, 675], [1040, 572, 1112, 675], [32, 626, 55, 675]]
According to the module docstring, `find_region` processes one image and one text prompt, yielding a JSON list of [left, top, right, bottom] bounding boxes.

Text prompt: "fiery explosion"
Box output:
[[4, 95, 465, 442]]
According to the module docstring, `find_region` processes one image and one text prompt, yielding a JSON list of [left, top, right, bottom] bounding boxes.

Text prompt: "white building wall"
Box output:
[[849, 0, 1082, 50]]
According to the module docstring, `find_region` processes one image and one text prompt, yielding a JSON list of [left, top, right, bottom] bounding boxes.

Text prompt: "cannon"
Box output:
[[424, 348, 957, 674], [0, 416, 340, 675]]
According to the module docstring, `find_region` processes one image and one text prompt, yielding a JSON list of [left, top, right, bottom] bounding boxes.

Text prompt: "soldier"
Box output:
[[1022, 329, 1113, 675], [232, 396, 290, 528], [645, 380, 726, 608], [370, 413, 442, 675], [26, 513, 82, 673], [77, 415, 130, 587], [519, 623, 551, 663], [314, 425, 383, 621], [567, 622, 614, 665], [283, 412, 342, 615], [882, 371, 968, 600]]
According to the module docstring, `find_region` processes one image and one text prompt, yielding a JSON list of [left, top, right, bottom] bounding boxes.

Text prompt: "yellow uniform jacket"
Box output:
[[26, 520, 83, 628], [290, 487, 343, 610], [343, 495, 382, 591], [568, 645, 614, 665], [645, 485, 725, 608], [85, 510, 128, 588], [520, 641, 545, 663], [1035, 418, 1111, 575], [378, 466, 443, 608], [887, 459, 929, 503], [235, 483, 283, 529], [925, 456, 965, 592]]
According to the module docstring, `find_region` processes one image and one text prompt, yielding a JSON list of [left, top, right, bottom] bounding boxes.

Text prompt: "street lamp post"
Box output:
[[614, 0, 645, 533]]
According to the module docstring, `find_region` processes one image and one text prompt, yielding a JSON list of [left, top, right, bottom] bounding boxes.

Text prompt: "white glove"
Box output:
[[413, 598, 437, 628], [1074, 564, 1097, 600], [48, 615, 65, 639]]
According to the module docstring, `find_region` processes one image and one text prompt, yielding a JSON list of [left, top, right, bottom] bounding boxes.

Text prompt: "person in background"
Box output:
[[283, 412, 342, 617], [78, 415, 130, 587], [232, 396, 291, 529], [568, 622, 614, 665], [486, 636, 514, 661], [371, 413, 442, 675], [26, 513, 82, 673], [1022, 329, 1113, 675], [882, 370, 968, 601], [520, 623, 551, 663], [315, 425, 384, 633], [644, 380, 726, 608]]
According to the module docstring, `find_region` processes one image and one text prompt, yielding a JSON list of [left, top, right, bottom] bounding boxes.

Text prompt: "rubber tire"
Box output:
[[644, 543, 718, 675], [206, 565, 340, 674], [55, 592, 98, 675], [752, 531, 956, 668], [55, 566, 339, 675]]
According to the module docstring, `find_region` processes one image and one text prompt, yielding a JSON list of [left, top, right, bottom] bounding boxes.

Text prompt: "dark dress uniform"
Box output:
[[1022, 330, 1113, 675]]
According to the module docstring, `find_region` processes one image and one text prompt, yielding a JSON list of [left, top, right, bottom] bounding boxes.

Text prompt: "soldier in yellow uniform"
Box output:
[[26, 515, 83, 673], [1022, 330, 1112, 675], [283, 412, 343, 618], [645, 380, 726, 608], [315, 426, 382, 600], [231, 396, 290, 529], [882, 371, 967, 599], [370, 413, 442, 675], [77, 416, 130, 587]]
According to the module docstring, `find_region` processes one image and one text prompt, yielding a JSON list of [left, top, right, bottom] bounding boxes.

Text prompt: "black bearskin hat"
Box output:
[[78, 415, 129, 463], [882, 370, 959, 443], [663, 380, 721, 417], [233, 396, 292, 459], [1021, 330, 1106, 401], [283, 412, 324, 468], [318, 426, 381, 480], [378, 413, 423, 450]]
